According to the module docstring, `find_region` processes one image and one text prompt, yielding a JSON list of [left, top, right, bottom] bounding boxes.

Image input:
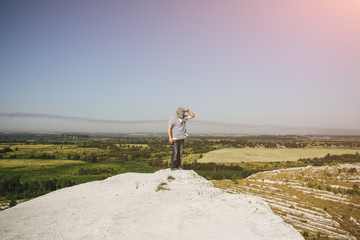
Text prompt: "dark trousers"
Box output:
[[171, 139, 184, 168]]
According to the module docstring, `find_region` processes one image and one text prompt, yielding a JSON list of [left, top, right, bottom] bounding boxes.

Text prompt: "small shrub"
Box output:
[[0, 147, 12, 153], [9, 198, 17, 207], [302, 231, 309, 239], [83, 153, 98, 163], [232, 177, 238, 184], [78, 167, 118, 175], [348, 168, 357, 173], [156, 182, 170, 192], [167, 175, 175, 182]]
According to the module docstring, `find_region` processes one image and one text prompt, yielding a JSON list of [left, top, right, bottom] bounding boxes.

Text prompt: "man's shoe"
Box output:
[[177, 167, 183, 170], [171, 168, 177, 170]]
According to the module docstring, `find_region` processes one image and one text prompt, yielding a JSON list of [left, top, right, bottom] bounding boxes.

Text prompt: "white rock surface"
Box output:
[[0, 169, 303, 240]]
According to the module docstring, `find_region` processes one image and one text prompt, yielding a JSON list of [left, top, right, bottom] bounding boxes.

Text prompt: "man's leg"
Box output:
[[176, 139, 184, 168], [171, 140, 179, 169]]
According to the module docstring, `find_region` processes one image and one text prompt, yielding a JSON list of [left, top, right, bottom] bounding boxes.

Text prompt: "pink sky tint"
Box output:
[[169, 1, 360, 82]]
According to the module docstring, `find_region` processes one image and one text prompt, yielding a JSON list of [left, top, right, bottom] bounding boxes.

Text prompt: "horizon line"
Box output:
[[1, 112, 359, 132]]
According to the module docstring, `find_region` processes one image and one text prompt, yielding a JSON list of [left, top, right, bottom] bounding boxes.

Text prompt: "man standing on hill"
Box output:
[[168, 107, 195, 170]]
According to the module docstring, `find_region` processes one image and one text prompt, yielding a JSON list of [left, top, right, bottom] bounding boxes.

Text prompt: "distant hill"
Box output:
[[187, 121, 360, 135], [1, 111, 359, 135], [86, 120, 360, 135]]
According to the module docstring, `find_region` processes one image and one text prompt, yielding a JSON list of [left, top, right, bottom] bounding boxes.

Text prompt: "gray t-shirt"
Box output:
[[168, 115, 190, 140]]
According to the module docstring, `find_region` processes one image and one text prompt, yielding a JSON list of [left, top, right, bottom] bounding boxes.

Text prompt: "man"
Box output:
[[168, 107, 195, 170]]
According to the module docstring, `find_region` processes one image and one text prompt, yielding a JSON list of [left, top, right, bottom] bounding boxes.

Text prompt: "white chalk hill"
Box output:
[[0, 169, 303, 240]]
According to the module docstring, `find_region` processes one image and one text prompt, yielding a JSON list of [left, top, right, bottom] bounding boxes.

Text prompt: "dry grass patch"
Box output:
[[200, 148, 360, 163], [0, 159, 85, 168]]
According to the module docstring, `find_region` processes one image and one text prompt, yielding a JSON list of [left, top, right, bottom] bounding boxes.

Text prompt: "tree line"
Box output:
[[0, 176, 75, 203], [148, 159, 259, 180], [299, 152, 360, 166]]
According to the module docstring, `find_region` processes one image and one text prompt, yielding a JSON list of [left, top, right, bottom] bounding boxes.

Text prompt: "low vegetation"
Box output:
[[0, 175, 75, 200], [156, 182, 170, 192], [167, 175, 175, 182]]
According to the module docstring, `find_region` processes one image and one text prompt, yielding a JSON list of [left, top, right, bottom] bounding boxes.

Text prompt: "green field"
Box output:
[[0, 158, 158, 184], [199, 147, 360, 163]]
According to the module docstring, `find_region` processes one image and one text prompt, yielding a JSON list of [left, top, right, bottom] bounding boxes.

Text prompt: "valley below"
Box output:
[[214, 163, 360, 240]]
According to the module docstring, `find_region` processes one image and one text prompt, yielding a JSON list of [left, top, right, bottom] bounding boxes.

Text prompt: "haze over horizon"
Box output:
[[1, 1, 359, 134]]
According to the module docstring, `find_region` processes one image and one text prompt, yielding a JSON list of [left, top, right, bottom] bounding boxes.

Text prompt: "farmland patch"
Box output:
[[200, 148, 360, 163]]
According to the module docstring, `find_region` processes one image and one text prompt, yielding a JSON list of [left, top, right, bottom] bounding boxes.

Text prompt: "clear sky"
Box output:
[[1, 0, 359, 133]]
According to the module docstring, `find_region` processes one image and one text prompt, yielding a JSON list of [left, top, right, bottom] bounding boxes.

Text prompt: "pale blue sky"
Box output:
[[1, 0, 360, 133]]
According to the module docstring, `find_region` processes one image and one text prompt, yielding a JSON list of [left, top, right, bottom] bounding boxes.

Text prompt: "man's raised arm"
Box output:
[[186, 109, 195, 119]]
